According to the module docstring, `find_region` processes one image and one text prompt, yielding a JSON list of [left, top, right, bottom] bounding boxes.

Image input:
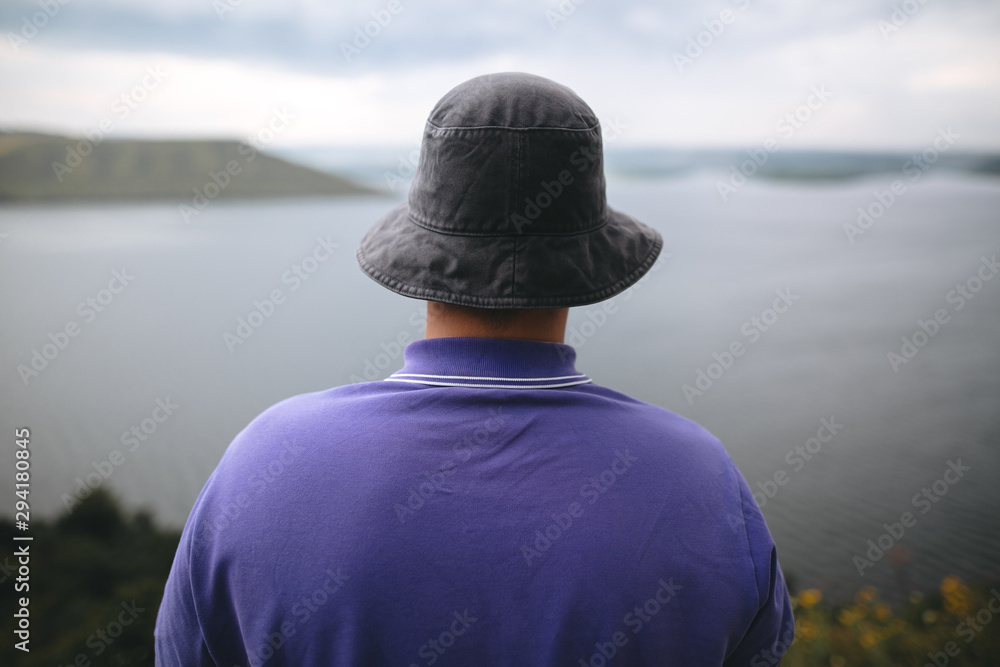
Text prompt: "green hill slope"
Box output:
[[0, 132, 381, 202]]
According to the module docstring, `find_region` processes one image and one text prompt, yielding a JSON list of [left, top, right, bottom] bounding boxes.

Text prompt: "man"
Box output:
[[156, 72, 794, 666]]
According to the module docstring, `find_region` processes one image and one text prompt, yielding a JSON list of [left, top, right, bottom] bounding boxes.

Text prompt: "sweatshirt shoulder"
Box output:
[[585, 384, 728, 452], [223, 382, 393, 454], [249, 381, 394, 425], [579, 385, 748, 499]]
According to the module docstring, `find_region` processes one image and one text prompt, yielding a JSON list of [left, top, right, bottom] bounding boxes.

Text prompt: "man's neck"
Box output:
[[423, 302, 569, 344]]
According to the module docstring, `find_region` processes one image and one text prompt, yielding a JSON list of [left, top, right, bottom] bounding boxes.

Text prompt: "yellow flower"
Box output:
[[799, 588, 823, 609], [941, 576, 962, 593], [874, 603, 892, 621], [922, 609, 938, 625], [856, 585, 878, 604], [941, 576, 973, 615], [797, 619, 818, 641]]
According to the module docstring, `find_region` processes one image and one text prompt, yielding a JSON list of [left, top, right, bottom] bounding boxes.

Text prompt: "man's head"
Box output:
[[356, 72, 662, 321]]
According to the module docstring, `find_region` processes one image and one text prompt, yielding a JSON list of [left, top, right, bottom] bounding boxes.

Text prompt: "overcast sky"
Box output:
[[2, 0, 999, 150]]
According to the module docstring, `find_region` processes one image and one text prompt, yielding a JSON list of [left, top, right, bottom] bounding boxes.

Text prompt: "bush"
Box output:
[[784, 578, 1000, 666], [0, 489, 179, 667]]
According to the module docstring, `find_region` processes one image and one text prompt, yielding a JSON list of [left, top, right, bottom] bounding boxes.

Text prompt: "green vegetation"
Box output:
[[783, 579, 1000, 666], [0, 132, 380, 202], [0, 490, 179, 666], [1, 492, 997, 665]]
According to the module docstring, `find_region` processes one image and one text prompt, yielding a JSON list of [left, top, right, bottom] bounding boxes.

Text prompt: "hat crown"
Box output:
[[408, 72, 607, 236], [427, 72, 599, 130]]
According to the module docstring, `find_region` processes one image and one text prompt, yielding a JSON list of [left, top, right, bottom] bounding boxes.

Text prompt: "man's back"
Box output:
[[155, 337, 793, 666]]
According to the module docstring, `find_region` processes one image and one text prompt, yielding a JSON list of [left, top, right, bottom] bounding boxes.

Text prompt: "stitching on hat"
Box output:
[[406, 210, 608, 237], [409, 212, 609, 237], [426, 121, 600, 134]]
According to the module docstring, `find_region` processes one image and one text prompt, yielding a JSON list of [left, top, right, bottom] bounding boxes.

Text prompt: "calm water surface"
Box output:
[[1, 173, 998, 601]]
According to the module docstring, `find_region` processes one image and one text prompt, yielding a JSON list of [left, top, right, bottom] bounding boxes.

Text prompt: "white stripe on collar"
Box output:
[[391, 372, 589, 382], [384, 372, 592, 389]]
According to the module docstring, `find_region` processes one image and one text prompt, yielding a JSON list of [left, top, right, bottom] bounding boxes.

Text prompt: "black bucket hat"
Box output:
[[356, 72, 663, 309]]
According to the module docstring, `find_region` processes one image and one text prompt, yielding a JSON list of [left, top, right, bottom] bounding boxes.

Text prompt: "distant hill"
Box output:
[[0, 132, 382, 203], [269, 143, 1000, 192], [602, 147, 1000, 182]]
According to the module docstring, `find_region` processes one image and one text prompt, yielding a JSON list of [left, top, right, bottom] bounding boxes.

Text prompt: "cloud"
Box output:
[[1, 0, 998, 148]]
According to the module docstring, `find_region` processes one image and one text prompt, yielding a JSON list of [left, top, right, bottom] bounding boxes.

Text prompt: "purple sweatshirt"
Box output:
[[155, 336, 794, 666]]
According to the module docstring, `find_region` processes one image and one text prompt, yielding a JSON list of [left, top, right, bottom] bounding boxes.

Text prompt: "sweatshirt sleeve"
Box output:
[[723, 469, 796, 667], [155, 513, 217, 666]]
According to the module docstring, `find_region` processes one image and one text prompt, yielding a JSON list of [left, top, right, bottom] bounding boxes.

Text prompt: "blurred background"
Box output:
[[1, 0, 999, 665]]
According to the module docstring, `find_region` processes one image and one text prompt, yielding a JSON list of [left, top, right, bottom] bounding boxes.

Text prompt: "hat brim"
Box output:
[[356, 203, 663, 309]]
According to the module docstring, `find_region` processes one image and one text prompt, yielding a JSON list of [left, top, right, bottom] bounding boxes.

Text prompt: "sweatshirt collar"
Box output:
[[386, 337, 592, 389]]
